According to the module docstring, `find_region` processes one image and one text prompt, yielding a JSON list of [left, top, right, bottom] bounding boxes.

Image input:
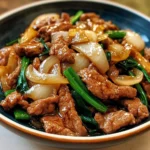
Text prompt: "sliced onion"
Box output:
[[108, 43, 131, 62], [20, 27, 37, 44], [26, 65, 68, 84], [97, 34, 108, 42], [39, 56, 60, 74], [72, 42, 109, 74], [25, 84, 59, 100], [131, 49, 150, 73], [69, 29, 97, 44], [110, 68, 143, 86], [125, 31, 145, 52], [31, 13, 60, 28], [51, 31, 69, 43], [71, 53, 90, 72], [84, 30, 97, 42]]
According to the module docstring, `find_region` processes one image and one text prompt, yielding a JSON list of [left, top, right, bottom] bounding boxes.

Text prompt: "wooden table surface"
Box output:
[[0, 0, 149, 16]]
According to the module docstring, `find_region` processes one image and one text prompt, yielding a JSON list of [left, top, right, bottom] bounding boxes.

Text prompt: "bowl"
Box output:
[[0, 0, 150, 149]]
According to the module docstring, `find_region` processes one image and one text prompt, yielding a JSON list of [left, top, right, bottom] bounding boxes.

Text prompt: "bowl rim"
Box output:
[[0, 0, 150, 144]]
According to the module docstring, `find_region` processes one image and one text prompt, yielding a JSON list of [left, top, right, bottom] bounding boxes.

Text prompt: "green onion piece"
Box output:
[[72, 90, 92, 117], [140, 49, 144, 56], [105, 51, 111, 62], [14, 109, 30, 120], [39, 38, 50, 56], [16, 56, 30, 93], [80, 115, 98, 126], [6, 38, 19, 46], [64, 67, 107, 112], [67, 67, 88, 93], [39, 50, 49, 56], [129, 71, 148, 106], [107, 31, 126, 39], [71, 10, 84, 24], [4, 89, 15, 97], [118, 57, 150, 83]]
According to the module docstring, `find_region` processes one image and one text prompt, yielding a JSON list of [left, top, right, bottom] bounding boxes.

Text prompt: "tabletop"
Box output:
[[0, 0, 150, 150]]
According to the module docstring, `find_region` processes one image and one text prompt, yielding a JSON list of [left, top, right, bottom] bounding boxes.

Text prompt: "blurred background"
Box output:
[[0, 0, 149, 16]]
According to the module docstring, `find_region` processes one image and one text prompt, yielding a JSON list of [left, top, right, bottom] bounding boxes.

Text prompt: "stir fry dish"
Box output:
[[0, 11, 149, 136]]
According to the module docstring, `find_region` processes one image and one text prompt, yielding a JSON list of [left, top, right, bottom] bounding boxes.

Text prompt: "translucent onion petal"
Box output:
[[125, 31, 145, 52], [131, 49, 150, 73], [71, 53, 90, 72], [20, 27, 37, 44], [72, 42, 109, 74], [39, 56, 60, 74], [25, 84, 59, 100], [69, 29, 97, 44], [110, 68, 143, 86], [26, 65, 68, 84], [51, 31, 69, 43], [108, 43, 131, 62]]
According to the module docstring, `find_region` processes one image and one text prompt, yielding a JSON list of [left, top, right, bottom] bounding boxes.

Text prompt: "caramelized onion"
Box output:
[[131, 49, 150, 73], [108, 43, 131, 62], [39, 56, 60, 74], [69, 29, 97, 44], [26, 65, 68, 84], [20, 27, 37, 44], [25, 84, 59, 100], [72, 42, 109, 74], [110, 68, 143, 86]]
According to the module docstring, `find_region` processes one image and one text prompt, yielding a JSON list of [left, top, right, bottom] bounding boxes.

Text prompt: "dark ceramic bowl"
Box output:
[[0, 0, 150, 149]]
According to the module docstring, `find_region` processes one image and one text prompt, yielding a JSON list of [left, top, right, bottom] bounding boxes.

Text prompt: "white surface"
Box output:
[[0, 121, 149, 150]]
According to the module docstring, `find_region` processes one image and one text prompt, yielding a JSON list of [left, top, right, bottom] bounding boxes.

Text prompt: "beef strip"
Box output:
[[50, 36, 75, 63], [58, 85, 87, 136], [79, 68, 137, 101], [144, 47, 150, 61], [32, 57, 41, 70], [122, 98, 149, 124], [32, 15, 59, 30], [41, 115, 76, 136], [14, 40, 44, 57], [80, 13, 118, 31], [38, 22, 72, 41], [33, 12, 70, 31], [0, 46, 14, 66], [27, 95, 59, 116], [142, 81, 150, 101], [6, 55, 21, 88], [0, 91, 29, 111], [94, 110, 135, 134]]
